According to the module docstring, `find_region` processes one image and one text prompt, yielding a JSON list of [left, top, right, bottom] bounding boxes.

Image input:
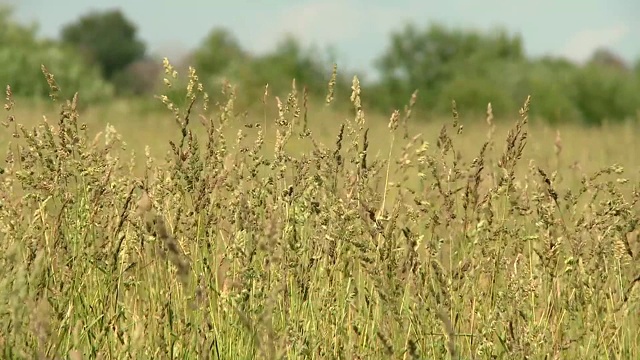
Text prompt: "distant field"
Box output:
[[7, 95, 640, 180], [1, 80, 639, 359]]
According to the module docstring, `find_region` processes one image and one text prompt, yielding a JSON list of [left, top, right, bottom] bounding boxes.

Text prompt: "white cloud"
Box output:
[[558, 23, 630, 63], [247, 1, 422, 54]]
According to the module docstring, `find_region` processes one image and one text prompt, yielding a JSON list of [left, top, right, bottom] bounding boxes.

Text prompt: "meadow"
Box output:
[[1, 63, 639, 359]]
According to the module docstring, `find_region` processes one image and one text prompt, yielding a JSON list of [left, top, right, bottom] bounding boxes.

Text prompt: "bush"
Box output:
[[571, 64, 640, 125], [60, 9, 146, 82], [0, 7, 113, 103]]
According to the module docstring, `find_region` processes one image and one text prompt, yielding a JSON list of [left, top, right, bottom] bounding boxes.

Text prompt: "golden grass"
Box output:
[[0, 63, 639, 359]]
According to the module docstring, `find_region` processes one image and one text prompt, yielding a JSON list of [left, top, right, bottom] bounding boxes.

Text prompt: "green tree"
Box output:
[[0, 6, 113, 102], [242, 36, 333, 96], [193, 28, 247, 80], [433, 61, 517, 117], [571, 59, 640, 125], [373, 23, 524, 113], [60, 9, 146, 81], [588, 48, 629, 71], [192, 31, 342, 106], [510, 57, 582, 124]]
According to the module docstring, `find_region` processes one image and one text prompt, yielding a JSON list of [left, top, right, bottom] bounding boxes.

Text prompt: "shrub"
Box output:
[[0, 7, 113, 103]]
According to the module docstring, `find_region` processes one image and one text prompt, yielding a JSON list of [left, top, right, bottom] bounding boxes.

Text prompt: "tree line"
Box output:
[[1, 6, 639, 125]]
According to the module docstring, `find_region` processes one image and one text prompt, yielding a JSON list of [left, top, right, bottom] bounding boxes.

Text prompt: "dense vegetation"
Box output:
[[1, 4, 640, 359], [1, 6, 639, 125], [1, 58, 639, 359]]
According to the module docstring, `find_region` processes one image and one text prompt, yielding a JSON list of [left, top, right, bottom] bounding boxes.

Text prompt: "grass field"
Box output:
[[1, 65, 639, 359]]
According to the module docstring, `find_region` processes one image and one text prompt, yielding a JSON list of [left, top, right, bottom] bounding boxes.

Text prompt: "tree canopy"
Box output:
[[1, 5, 638, 125], [61, 9, 146, 82]]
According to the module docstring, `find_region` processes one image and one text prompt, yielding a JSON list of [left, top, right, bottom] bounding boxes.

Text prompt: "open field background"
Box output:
[[6, 91, 640, 190]]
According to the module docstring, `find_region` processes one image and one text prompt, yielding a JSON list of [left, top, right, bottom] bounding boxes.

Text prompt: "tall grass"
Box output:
[[0, 61, 639, 359]]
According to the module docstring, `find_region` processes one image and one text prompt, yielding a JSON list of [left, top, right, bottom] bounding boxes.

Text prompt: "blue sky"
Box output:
[[7, 0, 640, 77]]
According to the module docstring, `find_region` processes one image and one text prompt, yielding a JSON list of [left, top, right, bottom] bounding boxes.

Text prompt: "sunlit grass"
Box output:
[[1, 63, 639, 359]]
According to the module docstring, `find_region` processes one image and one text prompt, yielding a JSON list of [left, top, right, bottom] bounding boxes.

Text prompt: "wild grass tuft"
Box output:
[[0, 60, 639, 359]]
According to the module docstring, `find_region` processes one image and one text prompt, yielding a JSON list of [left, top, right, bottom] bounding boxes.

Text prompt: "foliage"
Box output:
[[370, 22, 640, 124], [60, 9, 146, 85], [2, 6, 640, 124], [372, 23, 524, 112], [0, 6, 113, 103], [570, 62, 640, 125], [1, 63, 640, 359], [192, 31, 347, 107], [192, 28, 248, 81], [241, 36, 336, 96]]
